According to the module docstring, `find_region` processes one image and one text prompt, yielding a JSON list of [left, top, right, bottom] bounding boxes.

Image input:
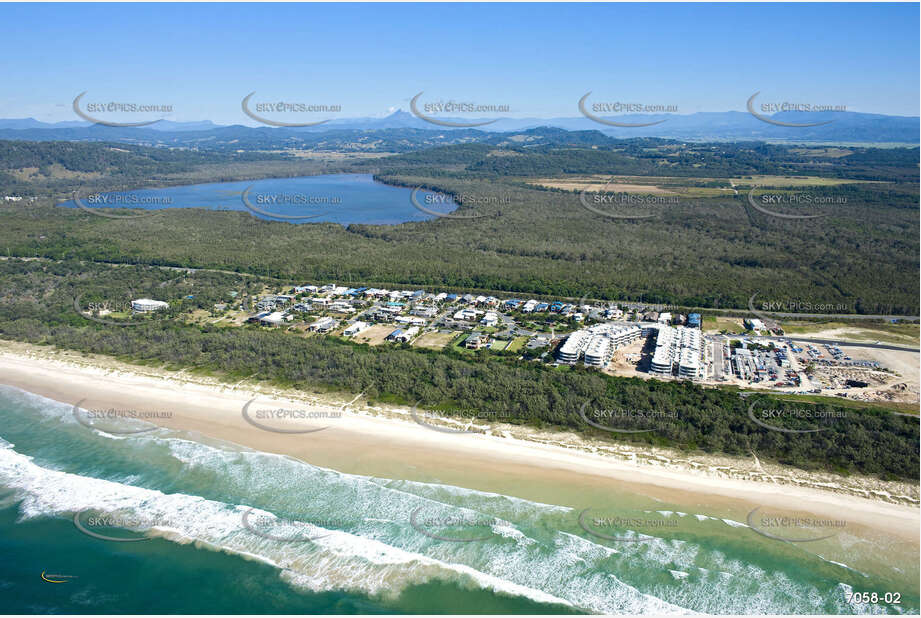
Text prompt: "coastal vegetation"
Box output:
[[0, 258, 916, 481]]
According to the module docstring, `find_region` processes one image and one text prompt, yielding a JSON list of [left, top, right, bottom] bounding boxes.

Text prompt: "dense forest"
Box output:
[[0, 258, 916, 481], [0, 138, 917, 314]]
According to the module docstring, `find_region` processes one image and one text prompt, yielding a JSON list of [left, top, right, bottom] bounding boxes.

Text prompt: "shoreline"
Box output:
[[0, 339, 917, 546]]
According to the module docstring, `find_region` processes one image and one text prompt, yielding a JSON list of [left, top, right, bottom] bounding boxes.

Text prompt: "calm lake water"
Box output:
[[59, 174, 456, 225]]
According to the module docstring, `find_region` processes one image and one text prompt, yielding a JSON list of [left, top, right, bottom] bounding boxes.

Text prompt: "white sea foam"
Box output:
[[0, 445, 575, 608], [0, 442, 700, 614], [2, 387, 905, 615]]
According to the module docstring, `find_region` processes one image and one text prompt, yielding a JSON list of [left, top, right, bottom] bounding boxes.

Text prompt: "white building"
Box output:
[[453, 308, 480, 321], [678, 348, 701, 379], [521, 300, 539, 313], [259, 311, 290, 326], [412, 305, 438, 318], [329, 301, 355, 314], [649, 325, 703, 379], [392, 326, 419, 343], [481, 311, 499, 327], [309, 317, 338, 332], [588, 322, 643, 348], [343, 321, 369, 336], [557, 330, 592, 364], [131, 298, 169, 312], [558, 323, 643, 367], [650, 326, 676, 375], [583, 335, 613, 367]]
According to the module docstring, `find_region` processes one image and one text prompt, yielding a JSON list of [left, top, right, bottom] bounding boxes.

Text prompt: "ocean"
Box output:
[[0, 385, 916, 614], [57, 174, 456, 225]]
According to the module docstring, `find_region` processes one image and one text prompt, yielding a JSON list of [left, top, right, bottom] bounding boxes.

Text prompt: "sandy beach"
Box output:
[[0, 340, 917, 547]]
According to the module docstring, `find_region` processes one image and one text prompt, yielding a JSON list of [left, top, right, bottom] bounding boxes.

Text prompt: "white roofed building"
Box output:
[[131, 298, 169, 312], [583, 335, 613, 367], [557, 330, 591, 364], [343, 321, 369, 336]]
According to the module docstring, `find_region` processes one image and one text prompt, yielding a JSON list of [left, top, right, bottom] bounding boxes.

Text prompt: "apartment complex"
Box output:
[[650, 325, 703, 379], [557, 323, 643, 367]]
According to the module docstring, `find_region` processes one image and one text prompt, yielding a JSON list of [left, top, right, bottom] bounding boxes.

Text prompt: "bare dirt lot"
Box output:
[[529, 176, 677, 194], [352, 323, 398, 346], [603, 339, 649, 378], [790, 340, 920, 405]]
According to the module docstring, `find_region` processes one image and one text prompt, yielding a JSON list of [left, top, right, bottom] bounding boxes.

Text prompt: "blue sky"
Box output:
[[0, 2, 918, 124]]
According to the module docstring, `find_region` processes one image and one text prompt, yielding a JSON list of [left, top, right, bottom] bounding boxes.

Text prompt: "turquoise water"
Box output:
[[58, 174, 455, 225], [0, 385, 916, 614]]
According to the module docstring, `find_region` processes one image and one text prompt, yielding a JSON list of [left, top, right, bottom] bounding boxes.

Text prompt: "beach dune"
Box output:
[[0, 341, 917, 547]]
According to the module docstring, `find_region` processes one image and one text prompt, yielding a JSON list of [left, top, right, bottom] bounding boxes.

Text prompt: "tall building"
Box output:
[[557, 330, 591, 363], [557, 323, 642, 366], [649, 325, 703, 379]]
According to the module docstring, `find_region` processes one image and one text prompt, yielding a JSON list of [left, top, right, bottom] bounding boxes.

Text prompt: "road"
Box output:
[[3, 257, 917, 323], [710, 340, 724, 378], [750, 335, 918, 354]]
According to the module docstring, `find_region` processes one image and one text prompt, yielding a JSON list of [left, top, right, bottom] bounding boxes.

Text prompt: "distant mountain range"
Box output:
[[0, 118, 223, 132], [0, 109, 917, 147]]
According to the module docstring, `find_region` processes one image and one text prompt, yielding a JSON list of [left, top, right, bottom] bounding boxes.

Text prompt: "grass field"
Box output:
[[703, 316, 746, 333], [489, 339, 510, 351], [412, 331, 459, 350], [507, 336, 529, 352], [730, 175, 878, 187], [528, 173, 874, 192], [781, 321, 919, 345]]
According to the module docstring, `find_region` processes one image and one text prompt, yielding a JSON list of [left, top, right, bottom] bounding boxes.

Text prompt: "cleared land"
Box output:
[[731, 175, 878, 187], [528, 173, 874, 198], [703, 316, 747, 333], [507, 336, 528, 352], [529, 177, 677, 194], [351, 323, 396, 346], [781, 322, 919, 346], [412, 331, 458, 350]]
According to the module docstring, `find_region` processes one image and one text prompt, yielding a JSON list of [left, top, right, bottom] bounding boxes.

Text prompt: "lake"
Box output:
[[59, 173, 456, 225]]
